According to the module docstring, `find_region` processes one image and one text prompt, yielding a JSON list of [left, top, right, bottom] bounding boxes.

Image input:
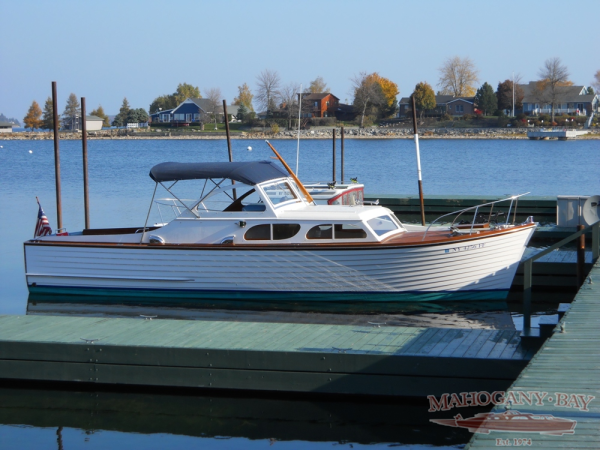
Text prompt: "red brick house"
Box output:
[[302, 93, 340, 118]]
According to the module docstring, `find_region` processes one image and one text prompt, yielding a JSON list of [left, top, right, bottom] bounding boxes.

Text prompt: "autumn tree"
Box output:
[[62, 93, 80, 130], [112, 98, 131, 127], [23, 100, 42, 131], [308, 76, 328, 93], [496, 79, 524, 114], [411, 82, 436, 119], [365, 73, 399, 118], [474, 82, 498, 116], [255, 69, 281, 116], [535, 57, 570, 122], [233, 83, 254, 111], [437, 56, 479, 97], [149, 83, 201, 114], [149, 95, 177, 114], [90, 105, 110, 127], [41, 97, 57, 130], [351, 72, 386, 128]]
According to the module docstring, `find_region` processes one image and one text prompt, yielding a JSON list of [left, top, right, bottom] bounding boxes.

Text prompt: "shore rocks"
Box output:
[[3, 127, 598, 140]]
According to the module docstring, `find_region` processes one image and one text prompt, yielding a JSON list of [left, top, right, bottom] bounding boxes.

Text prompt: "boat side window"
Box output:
[[244, 224, 271, 240], [306, 224, 333, 239], [273, 224, 301, 240], [334, 224, 367, 239], [367, 215, 399, 236], [262, 181, 298, 206]]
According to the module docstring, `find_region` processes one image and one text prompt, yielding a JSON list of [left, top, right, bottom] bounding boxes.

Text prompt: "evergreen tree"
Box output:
[[125, 108, 149, 124], [41, 97, 57, 130], [237, 103, 248, 121], [23, 100, 42, 131], [112, 97, 131, 127], [474, 82, 497, 116], [62, 93, 80, 130]]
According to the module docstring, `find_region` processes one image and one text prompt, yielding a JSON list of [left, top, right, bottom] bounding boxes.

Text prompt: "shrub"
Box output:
[[516, 113, 526, 120], [309, 117, 336, 127], [270, 122, 280, 134], [494, 110, 505, 117], [497, 117, 510, 127], [440, 113, 453, 121], [462, 114, 475, 121], [539, 114, 551, 123], [510, 119, 521, 127]]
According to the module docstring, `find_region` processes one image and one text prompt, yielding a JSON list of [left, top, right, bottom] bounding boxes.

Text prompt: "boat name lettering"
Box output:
[[427, 390, 595, 413], [445, 243, 485, 254]]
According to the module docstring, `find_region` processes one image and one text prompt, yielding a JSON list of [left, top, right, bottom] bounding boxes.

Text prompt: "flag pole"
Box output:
[[412, 96, 426, 226]]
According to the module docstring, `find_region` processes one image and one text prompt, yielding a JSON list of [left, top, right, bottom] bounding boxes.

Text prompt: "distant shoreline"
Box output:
[[2, 128, 599, 140]]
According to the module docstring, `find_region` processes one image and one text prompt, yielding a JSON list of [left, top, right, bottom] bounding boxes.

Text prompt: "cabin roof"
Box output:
[[149, 160, 289, 185]]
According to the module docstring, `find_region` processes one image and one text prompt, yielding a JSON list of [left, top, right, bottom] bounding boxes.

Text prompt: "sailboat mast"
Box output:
[[412, 96, 426, 226]]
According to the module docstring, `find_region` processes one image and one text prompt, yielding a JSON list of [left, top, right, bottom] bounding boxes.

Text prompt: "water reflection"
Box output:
[[27, 293, 514, 329], [0, 384, 484, 448]]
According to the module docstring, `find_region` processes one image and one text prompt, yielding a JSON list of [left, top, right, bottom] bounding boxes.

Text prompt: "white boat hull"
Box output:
[[25, 225, 535, 302]]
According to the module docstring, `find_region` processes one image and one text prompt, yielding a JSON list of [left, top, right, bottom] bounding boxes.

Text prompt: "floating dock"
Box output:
[[0, 315, 533, 398], [527, 130, 589, 140], [466, 259, 600, 449]]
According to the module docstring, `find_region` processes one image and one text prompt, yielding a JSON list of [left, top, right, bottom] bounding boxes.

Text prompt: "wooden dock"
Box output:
[[0, 315, 533, 398], [466, 259, 600, 449], [514, 248, 594, 287]]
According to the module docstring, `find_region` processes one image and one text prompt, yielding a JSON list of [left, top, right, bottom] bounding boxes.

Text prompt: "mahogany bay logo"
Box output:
[[427, 390, 594, 436]]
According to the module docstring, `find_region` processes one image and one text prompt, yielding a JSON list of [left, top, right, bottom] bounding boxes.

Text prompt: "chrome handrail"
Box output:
[[421, 192, 531, 241]]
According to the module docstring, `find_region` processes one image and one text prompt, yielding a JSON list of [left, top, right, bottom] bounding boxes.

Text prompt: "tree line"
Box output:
[[21, 58, 600, 131]]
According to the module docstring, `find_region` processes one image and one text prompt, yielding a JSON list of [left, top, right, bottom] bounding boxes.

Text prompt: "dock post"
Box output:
[[592, 221, 599, 262], [523, 259, 532, 331], [341, 126, 344, 183], [51, 81, 63, 231], [332, 128, 336, 182], [222, 100, 236, 200], [577, 224, 585, 286], [81, 97, 90, 230]]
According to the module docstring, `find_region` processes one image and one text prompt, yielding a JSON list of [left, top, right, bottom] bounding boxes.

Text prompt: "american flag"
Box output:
[[34, 199, 52, 237]]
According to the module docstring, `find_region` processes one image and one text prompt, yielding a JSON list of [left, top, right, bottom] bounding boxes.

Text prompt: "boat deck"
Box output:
[[466, 258, 600, 449], [0, 314, 533, 397]]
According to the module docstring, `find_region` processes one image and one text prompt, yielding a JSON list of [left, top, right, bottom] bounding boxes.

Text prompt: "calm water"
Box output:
[[0, 138, 598, 449]]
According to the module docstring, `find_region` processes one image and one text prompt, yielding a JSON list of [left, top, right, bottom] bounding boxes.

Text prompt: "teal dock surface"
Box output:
[[0, 315, 532, 397], [466, 259, 600, 449]]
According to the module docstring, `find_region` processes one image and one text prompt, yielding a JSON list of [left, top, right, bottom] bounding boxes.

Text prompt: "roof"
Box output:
[[302, 93, 339, 101], [86, 115, 103, 121], [399, 95, 457, 105], [520, 82, 592, 103], [446, 97, 474, 105], [0, 122, 14, 127], [149, 160, 289, 185]]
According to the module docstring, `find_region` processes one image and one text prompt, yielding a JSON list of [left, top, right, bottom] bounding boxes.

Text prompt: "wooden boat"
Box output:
[[431, 411, 577, 435], [24, 153, 536, 302]]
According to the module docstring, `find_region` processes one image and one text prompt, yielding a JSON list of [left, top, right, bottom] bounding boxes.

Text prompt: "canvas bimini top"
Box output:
[[149, 161, 289, 185]]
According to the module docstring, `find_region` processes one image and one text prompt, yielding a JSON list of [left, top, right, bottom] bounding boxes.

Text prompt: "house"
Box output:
[[520, 81, 599, 116], [398, 95, 474, 117], [62, 115, 105, 131], [334, 103, 356, 121], [150, 98, 239, 126], [302, 93, 340, 118], [0, 121, 14, 133]]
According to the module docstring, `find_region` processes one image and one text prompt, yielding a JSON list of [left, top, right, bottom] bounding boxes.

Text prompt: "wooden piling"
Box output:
[[332, 128, 336, 182], [81, 97, 90, 229], [51, 82, 63, 231]]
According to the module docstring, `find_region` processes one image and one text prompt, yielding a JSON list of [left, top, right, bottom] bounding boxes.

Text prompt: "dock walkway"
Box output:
[[466, 259, 600, 449], [0, 315, 532, 398]]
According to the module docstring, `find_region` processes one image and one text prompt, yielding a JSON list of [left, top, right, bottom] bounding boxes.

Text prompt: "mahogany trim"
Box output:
[[25, 223, 535, 252]]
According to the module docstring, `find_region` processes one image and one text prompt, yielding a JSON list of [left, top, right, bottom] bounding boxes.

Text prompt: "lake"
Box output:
[[0, 137, 598, 449]]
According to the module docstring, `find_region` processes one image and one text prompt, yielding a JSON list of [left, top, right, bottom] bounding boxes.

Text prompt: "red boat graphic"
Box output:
[[430, 410, 577, 435]]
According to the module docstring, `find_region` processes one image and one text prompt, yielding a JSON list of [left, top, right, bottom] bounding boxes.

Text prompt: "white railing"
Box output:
[[530, 108, 587, 116]]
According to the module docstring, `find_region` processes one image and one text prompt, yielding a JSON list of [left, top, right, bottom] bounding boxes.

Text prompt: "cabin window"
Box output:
[[367, 215, 399, 236], [244, 224, 271, 240], [273, 224, 301, 240], [307, 224, 333, 239], [334, 224, 367, 239], [262, 181, 298, 206]]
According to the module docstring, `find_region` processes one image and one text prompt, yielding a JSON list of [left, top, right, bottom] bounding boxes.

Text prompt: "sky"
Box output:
[[2, 0, 599, 121]]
